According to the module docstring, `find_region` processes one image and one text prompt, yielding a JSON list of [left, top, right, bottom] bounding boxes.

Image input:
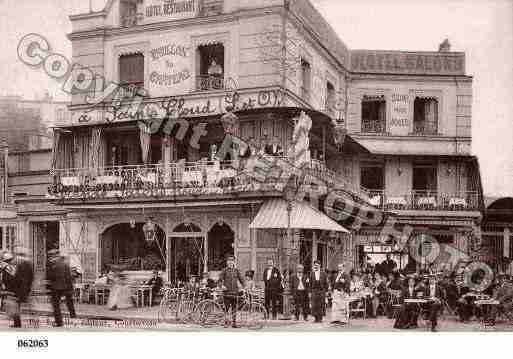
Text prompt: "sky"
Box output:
[[0, 0, 512, 197]]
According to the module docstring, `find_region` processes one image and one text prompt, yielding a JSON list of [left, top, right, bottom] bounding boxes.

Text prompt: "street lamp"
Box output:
[[282, 184, 295, 320]]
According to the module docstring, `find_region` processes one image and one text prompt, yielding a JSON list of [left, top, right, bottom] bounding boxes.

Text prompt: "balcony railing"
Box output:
[[196, 75, 224, 91], [363, 189, 480, 211], [117, 82, 145, 99], [362, 120, 386, 134], [412, 123, 438, 136]]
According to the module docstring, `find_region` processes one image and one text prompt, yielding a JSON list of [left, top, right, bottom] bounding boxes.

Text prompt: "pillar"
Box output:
[[312, 231, 318, 262]]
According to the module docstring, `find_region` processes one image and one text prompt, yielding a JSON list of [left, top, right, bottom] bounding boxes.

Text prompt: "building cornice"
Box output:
[[349, 73, 473, 82]]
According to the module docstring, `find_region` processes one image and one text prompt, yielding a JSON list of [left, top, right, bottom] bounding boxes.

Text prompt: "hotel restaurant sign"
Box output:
[[144, 0, 199, 24], [350, 50, 466, 76]]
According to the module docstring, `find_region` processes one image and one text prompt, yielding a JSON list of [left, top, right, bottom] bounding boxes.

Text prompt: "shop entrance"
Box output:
[[169, 223, 205, 284], [100, 223, 166, 272], [208, 223, 234, 271]]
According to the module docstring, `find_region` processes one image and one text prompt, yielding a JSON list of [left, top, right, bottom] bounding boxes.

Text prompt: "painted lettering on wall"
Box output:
[[150, 43, 189, 61], [351, 51, 465, 75], [146, 0, 197, 18], [150, 70, 191, 86], [390, 93, 410, 132]]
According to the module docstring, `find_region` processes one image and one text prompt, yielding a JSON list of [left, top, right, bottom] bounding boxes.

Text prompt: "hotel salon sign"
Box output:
[[144, 0, 199, 23], [351, 50, 465, 76]]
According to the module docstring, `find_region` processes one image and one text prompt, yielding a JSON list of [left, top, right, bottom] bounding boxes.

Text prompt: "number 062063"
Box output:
[[17, 339, 48, 348]]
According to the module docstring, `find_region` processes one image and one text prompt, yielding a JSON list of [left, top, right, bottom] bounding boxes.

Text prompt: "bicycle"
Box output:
[[158, 287, 213, 324], [199, 289, 267, 329]]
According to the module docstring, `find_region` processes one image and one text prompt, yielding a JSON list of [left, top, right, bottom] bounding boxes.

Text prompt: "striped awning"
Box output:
[[249, 199, 350, 232]]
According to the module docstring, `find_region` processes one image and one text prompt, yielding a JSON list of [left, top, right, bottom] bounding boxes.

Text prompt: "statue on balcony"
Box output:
[[333, 124, 347, 147], [220, 110, 239, 136], [207, 59, 223, 77], [292, 111, 312, 168]]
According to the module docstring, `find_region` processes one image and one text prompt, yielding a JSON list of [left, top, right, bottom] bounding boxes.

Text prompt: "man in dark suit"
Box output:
[[424, 276, 442, 332], [290, 264, 309, 321], [263, 259, 282, 320], [47, 250, 76, 327], [309, 260, 329, 323], [264, 136, 284, 157], [394, 276, 421, 329], [145, 270, 163, 306], [381, 254, 397, 276]]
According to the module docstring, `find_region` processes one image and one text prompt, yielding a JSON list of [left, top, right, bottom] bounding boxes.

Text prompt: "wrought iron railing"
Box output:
[[196, 75, 224, 91], [361, 188, 480, 211], [361, 119, 386, 134]]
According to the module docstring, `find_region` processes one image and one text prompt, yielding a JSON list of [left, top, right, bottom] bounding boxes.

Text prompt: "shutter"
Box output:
[[119, 54, 144, 85]]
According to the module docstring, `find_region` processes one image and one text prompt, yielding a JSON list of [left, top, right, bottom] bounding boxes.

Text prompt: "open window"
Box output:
[[360, 165, 384, 191], [300, 58, 311, 101], [361, 95, 386, 134], [196, 43, 225, 91], [413, 97, 438, 135], [120, 0, 142, 27], [326, 81, 336, 117], [119, 53, 144, 98], [413, 162, 438, 193]]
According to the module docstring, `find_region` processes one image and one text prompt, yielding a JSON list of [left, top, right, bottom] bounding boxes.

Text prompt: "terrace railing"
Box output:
[[364, 189, 480, 211]]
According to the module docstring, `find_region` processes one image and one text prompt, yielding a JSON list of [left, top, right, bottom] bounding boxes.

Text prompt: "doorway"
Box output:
[[31, 221, 60, 287], [170, 223, 204, 284], [208, 223, 234, 271]]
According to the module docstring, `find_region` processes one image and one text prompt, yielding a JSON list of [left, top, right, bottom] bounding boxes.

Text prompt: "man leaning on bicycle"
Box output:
[[218, 255, 245, 328]]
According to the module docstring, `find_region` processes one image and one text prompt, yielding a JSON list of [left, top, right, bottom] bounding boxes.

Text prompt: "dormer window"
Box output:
[[196, 43, 225, 91]]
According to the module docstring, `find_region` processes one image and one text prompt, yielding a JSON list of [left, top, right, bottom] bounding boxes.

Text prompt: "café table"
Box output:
[[93, 285, 111, 305], [475, 299, 500, 327]]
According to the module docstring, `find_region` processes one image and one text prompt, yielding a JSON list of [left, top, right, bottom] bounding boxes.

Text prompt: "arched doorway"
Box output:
[[101, 223, 166, 272], [208, 223, 234, 271], [170, 223, 204, 284]]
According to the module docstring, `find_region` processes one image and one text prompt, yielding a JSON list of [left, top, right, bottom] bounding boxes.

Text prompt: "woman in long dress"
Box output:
[[107, 272, 134, 310], [330, 264, 350, 325]]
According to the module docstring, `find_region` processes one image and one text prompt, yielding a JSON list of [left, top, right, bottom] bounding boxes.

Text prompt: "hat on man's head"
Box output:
[[296, 264, 304, 269], [313, 260, 321, 265], [226, 255, 235, 261], [48, 249, 60, 256], [2, 252, 13, 262]]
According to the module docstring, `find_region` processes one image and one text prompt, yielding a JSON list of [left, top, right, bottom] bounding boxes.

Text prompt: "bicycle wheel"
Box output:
[[192, 300, 210, 324], [177, 298, 195, 323], [239, 302, 267, 330], [199, 300, 225, 328]]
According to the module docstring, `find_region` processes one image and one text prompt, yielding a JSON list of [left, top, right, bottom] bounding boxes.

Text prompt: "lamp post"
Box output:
[[282, 185, 294, 320]]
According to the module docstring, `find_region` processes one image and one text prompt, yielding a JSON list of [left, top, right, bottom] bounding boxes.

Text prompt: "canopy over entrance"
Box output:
[[249, 199, 349, 232]]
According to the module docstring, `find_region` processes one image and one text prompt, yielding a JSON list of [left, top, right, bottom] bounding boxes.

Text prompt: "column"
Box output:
[[312, 231, 318, 261], [203, 235, 209, 273], [504, 227, 511, 259]]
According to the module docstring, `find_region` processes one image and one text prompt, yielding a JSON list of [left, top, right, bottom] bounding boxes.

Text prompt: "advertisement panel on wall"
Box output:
[[143, 0, 199, 25]]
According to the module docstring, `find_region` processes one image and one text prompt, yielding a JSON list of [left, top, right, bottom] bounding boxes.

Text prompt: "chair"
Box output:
[[349, 297, 366, 319], [95, 286, 110, 305], [388, 290, 402, 319]]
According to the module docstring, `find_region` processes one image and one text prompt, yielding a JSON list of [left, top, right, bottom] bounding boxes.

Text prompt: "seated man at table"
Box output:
[[145, 270, 163, 306], [394, 276, 421, 329], [490, 274, 513, 322]]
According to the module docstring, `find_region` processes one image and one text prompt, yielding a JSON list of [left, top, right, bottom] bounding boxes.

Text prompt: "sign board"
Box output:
[[143, 0, 199, 25], [351, 50, 465, 76], [389, 93, 410, 135], [364, 245, 373, 252]]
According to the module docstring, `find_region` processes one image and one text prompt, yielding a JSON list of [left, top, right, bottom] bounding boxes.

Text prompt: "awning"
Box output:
[[249, 199, 350, 232]]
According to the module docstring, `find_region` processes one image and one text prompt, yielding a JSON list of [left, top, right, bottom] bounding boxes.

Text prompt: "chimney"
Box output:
[[438, 38, 451, 52]]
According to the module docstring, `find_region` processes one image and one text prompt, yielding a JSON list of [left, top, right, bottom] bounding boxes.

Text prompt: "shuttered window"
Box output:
[[119, 53, 144, 86]]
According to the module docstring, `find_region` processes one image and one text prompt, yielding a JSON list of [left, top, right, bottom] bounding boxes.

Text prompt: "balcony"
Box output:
[[196, 75, 224, 91], [199, 0, 223, 16], [412, 124, 438, 136], [117, 83, 145, 99], [364, 189, 480, 211]]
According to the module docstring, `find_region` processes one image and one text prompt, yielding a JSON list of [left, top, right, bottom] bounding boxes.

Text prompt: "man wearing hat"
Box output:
[[424, 275, 442, 332], [47, 249, 76, 327], [0, 252, 20, 327], [145, 270, 163, 306], [218, 255, 245, 328], [308, 260, 328, 323]]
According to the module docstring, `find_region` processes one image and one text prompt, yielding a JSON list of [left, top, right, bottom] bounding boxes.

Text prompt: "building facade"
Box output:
[[4, 0, 486, 286]]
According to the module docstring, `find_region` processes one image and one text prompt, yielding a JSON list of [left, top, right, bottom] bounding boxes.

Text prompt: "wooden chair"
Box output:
[[349, 297, 366, 319]]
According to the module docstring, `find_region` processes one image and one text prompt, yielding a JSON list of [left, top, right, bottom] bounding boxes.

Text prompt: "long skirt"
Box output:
[[330, 291, 349, 323], [107, 285, 134, 310]]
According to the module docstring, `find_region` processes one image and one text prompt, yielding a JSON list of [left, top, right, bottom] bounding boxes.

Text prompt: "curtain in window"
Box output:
[[139, 123, 151, 164], [51, 131, 61, 170], [119, 54, 144, 84], [425, 99, 438, 134]]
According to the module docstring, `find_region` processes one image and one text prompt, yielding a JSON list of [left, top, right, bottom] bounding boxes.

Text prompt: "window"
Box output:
[[0, 225, 16, 251], [119, 53, 144, 97], [413, 97, 438, 135], [326, 81, 336, 117], [300, 58, 311, 100], [361, 95, 386, 133], [412, 162, 437, 193], [196, 44, 225, 91], [106, 131, 142, 166], [120, 0, 141, 27], [360, 165, 384, 191]]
